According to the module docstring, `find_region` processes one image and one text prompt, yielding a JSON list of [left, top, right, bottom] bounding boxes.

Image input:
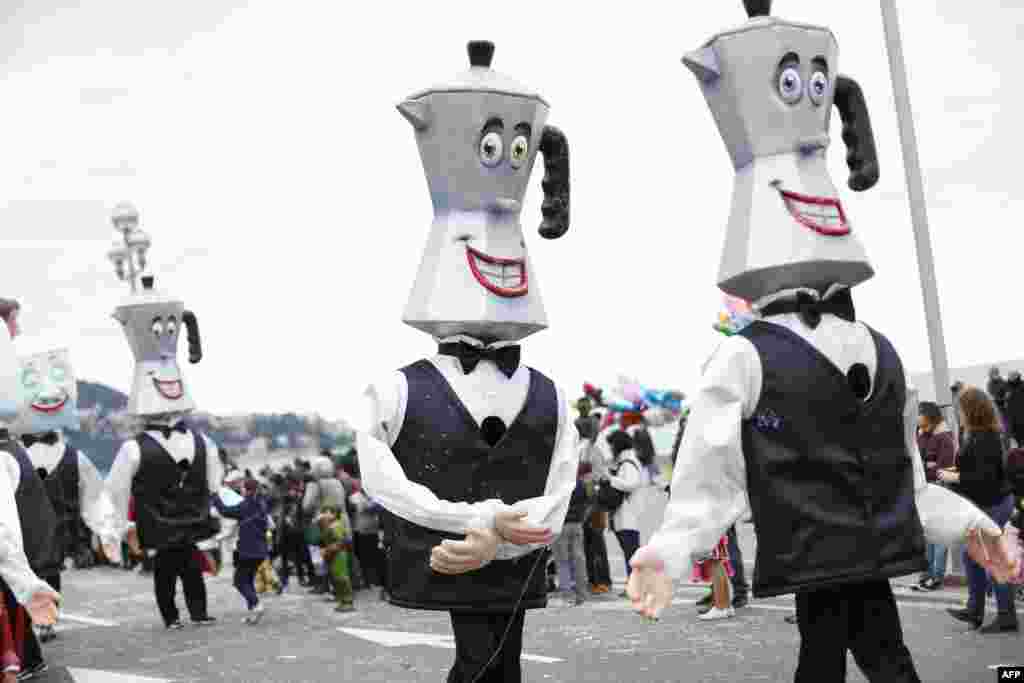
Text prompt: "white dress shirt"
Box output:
[[100, 422, 223, 548], [24, 435, 109, 538], [0, 448, 61, 605], [647, 312, 999, 581], [607, 450, 652, 532], [354, 344, 579, 561]]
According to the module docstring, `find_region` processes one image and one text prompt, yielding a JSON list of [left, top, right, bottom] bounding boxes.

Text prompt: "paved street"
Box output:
[[28, 525, 1021, 683]]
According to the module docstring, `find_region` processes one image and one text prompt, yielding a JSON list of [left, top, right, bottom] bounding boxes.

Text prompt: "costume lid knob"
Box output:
[[467, 40, 494, 68]]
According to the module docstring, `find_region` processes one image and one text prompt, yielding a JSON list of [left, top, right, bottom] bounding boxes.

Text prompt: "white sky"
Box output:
[[0, 1, 1021, 423]]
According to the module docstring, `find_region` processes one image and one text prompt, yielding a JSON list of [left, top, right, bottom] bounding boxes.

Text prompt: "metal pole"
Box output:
[[880, 0, 953, 416]]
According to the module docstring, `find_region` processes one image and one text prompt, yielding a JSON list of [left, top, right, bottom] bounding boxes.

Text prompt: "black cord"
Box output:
[[468, 546, 548, 683]]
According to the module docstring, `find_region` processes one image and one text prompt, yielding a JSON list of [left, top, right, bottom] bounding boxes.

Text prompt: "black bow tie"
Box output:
[[22, 432, 60, 448], [760, 289, 856, 330], [438, 342, 521, 379], [146, 422, 190, 439]]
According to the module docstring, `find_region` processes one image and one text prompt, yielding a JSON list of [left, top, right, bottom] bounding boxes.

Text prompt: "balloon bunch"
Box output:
[[712, 294, 755, 336], [580, 376, 687, 431]]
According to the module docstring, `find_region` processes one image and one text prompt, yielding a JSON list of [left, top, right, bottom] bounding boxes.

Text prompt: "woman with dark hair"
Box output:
[[915, 401, 957, 591], [0, 300, 19, 339], [602, 430, 648, 593], [940, 387, 1017, 632]]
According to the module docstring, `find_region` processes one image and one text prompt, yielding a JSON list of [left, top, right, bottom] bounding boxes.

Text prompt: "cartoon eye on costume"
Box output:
[[166, 317, 178, 336], [809, 72, 829, 105], [479, 132, 503, 167], [49, 365, 67, 383], [509, 135, 529, 169], [151, 318, 164, 336], [778, 67, 803, 104], [21, 369, 40, 390]]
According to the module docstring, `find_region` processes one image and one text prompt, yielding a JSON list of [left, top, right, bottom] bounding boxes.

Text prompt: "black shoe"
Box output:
[[695, 591, 713, 608], [732, 593, 749, 609], [166, 620, 184, 630], [16, 662, 47, 681], [191, 616, 217, 626], [946, 608, 982, 629], [978, 615, 1019, 634]]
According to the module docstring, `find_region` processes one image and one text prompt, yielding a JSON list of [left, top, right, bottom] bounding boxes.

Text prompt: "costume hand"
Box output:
[[967, 525, 1019, 584], [494, 510, 553, 546], [627, 545, 673, 622], [429, 527, 498, 575], [26, 590, 60, 626]]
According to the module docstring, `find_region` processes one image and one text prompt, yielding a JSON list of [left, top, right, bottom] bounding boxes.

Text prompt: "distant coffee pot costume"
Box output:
[[99, 263, 223, 629], [628, 3, 1016, 682], [12, 349, 108, 642], [355, 41, 578, 683]]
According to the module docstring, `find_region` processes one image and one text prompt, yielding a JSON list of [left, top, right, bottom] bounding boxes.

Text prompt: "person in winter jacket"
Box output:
[[603, 430, 649, 584], [212, 478, 269, 625], [318, 507, 354, 612], [302, 456, 350, 595], [915, 401, 958, 591], [348, 479, 383, 589], [552, 467, 590, 605]]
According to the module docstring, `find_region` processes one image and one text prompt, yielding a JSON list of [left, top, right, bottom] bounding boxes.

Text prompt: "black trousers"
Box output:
[[794, 580, 921, 683], [278, 531, 309, 586], [2, 581, 42, 670], [725, 525, 749, 598], [583, 522, 611, 586], [353, 532, 383, 587], [153, 545, 208, 626], [447, 610, 526, 683]]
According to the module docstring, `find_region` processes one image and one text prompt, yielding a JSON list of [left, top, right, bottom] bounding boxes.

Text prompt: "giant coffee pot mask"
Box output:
[[684, 0, 880, 302], [112, 275, 202, 417], [397, 40, 570, 343], [12, 348, 79, 434]]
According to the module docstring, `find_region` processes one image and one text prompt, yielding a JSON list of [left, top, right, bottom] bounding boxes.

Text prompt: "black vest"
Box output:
[[0, 435, 60, 576], [36, 445, 81, 557], [131, 430, 218, 551], [738, 321, 927, 597], [383, 360, 557, 612]]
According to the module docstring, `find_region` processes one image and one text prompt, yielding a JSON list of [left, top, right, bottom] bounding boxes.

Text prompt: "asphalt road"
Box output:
[[31, 557, 1021, 683]]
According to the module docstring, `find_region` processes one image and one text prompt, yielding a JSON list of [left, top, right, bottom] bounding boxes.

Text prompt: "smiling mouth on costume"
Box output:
[[779, 189, 850, 236], [30, 392, 68, 414], [152, 378, 184, 400], [465, 246, 528, 298]]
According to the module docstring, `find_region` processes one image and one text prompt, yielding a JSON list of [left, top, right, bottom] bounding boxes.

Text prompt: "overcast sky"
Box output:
[[0, 0, 1020, 423]]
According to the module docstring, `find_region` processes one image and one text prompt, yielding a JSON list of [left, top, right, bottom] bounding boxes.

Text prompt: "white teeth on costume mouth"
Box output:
[[779, 189, 849, 236], [474, 262, 525, 288], [465, 246, 528, 297]]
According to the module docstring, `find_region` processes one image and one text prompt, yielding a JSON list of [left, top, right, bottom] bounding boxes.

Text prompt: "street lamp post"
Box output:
[[106, 202, 152, 293]]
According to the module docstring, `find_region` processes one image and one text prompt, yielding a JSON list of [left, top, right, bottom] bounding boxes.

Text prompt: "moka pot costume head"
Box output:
[[683, 0, 879, 302], [112, 275, 202, 417], [398, 40, 570, 342], [11, 349, 78, 434]]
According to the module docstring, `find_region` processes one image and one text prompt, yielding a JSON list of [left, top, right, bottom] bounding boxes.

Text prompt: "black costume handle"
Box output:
[[181, 310, 202, 364], [833, 75, 880, 192], [537, 125, 570, 239]]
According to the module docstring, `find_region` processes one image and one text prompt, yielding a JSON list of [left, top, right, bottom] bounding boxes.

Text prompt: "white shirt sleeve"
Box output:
[[646, 336, 759, 581], [203, 436, 224, 496], [905, 387, 998, 543], [0, 455, 58, 606], [494, 383, 581, 560], [99, 440, 142, 545], [76, 452, 109, 537], [357, 376, 511, 535]]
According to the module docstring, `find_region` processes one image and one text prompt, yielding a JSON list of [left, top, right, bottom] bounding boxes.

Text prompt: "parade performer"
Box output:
[[12, 349, 108, 642], [628, 3, 1017, 681], [99, 272, 222, 630], [355, 40, 578, 683], [0, 300, 61, 681]]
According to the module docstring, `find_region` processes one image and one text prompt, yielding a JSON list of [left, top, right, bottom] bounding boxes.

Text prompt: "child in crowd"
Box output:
[[691, 535, 734, 621], [318, 507, 354, 612], [0, 600, 19, 682], [212, 479, 270, 625]]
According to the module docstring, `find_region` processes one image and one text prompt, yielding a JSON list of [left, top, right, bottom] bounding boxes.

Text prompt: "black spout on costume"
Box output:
[[744, 0, 772, 17], [141, 275, 154, 290], [833, 75, 880, 191], [538, 125, 570, 239], [182, 310, 202, 364], [468, 41, 495, 68]]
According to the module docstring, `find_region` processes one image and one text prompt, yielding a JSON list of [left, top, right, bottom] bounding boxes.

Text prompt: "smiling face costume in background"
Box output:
[[632, 3, 1010, 681], [12, 349, 109, 641], [356, 41, 579, 683], [100, 273, 223, 628]]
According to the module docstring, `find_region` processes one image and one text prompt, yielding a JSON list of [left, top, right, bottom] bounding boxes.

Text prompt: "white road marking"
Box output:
[[67, 668, 172, 682], [339, 627, 564, 663], [61, 613, 119, 627]]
